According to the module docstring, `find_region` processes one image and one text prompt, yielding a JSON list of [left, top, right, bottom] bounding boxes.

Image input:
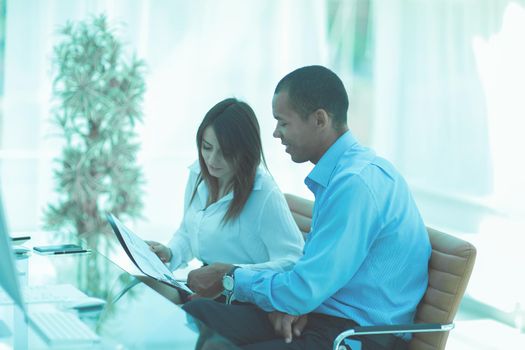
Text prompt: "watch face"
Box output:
[[223, 275, 234, 291]]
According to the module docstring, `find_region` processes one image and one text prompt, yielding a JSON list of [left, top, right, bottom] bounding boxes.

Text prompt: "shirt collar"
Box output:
[[306, 130, 358, 188]]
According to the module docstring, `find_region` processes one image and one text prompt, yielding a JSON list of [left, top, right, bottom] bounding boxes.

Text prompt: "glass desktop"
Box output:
[[0, 233, 239, 350]]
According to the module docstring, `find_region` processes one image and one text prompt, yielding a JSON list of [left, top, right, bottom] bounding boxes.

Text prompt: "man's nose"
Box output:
[[273, 127, 280, 139]]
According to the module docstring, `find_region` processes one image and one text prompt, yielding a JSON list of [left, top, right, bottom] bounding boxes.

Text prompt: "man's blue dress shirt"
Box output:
[[234, 131, 431, 331]]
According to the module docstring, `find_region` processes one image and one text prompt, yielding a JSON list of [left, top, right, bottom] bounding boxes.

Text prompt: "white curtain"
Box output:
[[371, 0, 525, 316], [1, 0, 328, 237], [372, 0, 525, 232]]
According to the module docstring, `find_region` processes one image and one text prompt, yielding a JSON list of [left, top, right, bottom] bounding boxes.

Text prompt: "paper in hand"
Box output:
[[107, 213, 193, 295]]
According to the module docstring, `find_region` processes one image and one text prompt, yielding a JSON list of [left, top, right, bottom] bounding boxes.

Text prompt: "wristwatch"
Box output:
[[222, 266, 240, 304]]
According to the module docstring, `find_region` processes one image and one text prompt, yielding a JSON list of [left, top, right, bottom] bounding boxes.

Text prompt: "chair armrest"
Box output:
[[333, 323, 454, 350]]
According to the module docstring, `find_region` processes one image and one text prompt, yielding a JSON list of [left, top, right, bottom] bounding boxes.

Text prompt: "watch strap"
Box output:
[[223, 266, 240, 304]]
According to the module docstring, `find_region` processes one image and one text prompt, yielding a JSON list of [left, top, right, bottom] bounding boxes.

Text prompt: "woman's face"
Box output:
[[201, 126, 235, 184]]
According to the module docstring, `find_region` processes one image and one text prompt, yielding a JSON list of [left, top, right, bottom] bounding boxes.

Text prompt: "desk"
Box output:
[[0, 233, 239, 349]]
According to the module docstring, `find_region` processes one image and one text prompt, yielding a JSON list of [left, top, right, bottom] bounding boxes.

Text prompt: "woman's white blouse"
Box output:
[[168, 162, 304, 272]]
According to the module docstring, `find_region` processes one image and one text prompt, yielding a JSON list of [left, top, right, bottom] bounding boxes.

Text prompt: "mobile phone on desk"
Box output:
[[33, 244, 89, 255], [11, 235, 31, 244]]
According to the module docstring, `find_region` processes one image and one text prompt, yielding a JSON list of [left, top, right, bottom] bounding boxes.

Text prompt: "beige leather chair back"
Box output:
[[284, 194, 477, 350], [411, 228, 476, 350], [284, 193, 313, 237]]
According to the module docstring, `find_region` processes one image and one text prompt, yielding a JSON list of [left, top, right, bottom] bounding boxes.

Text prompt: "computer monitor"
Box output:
[[0, 191, 25, 311]]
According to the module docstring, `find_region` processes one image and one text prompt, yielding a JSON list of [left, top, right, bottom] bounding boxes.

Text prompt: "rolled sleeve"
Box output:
[[241, 188, 303, 271], [168, 231, 192, 270]]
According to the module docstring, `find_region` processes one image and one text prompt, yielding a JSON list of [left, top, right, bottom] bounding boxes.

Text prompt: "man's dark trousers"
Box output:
[[183, 299, 408, 350]]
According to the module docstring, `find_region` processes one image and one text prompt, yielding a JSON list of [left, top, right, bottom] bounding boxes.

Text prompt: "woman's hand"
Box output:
[[145, 241, 172, 263]]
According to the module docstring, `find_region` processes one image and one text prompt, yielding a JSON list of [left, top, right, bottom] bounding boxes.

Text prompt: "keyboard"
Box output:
[[29, 311, 100, 346], [0, 284, 87, 304]]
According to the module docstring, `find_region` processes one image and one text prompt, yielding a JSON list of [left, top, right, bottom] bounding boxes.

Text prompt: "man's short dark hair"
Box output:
[[274, 65, 349, 129]]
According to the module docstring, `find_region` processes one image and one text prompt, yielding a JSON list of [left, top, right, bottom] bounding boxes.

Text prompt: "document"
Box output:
[[106, 213, 193, 296]]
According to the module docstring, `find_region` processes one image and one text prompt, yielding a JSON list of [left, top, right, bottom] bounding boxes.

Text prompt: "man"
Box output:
[[184, 65, 431, 350]]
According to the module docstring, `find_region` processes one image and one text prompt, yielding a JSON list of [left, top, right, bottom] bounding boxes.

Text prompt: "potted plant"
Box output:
[[44, 14, 146, 296]]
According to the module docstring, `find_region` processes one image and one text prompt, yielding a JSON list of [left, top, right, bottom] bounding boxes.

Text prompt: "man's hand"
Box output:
[[268, 311, 308, 343], [187, 263, 233, 298], [145, 241, 172, 263]]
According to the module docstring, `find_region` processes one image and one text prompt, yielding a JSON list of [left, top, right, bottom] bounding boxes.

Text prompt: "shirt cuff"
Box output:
[[167, 252, 183, 271], [233, 268, 258, 303]]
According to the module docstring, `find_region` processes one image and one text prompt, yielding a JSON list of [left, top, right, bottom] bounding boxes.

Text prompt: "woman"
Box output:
[[148, 98, 304, 293]]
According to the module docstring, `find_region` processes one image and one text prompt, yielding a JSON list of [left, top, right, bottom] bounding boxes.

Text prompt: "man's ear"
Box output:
[[313, 109, 330, 129]]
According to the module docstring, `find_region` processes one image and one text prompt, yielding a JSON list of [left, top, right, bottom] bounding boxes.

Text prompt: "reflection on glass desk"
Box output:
[[0, 235, 239, 349]]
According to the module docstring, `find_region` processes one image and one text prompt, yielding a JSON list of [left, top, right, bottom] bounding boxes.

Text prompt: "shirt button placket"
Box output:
[[195, 209, 205, 256]]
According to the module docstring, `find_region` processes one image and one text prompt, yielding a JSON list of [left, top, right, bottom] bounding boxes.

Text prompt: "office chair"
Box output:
[[284, 194, 477, 350], [284, 193, 313, 238]]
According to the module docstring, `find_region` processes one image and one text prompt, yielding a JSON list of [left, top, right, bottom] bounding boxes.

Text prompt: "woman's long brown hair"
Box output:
[[191, 98, 267, 224]]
